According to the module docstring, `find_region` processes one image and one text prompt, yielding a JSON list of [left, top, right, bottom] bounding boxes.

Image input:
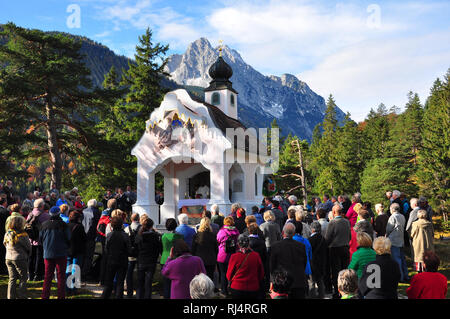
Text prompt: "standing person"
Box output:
[[292, 221, 312, 286], [346, 193, 361, 228], [5, 203, 22, 232], [259, 211, 281, 256], [374, 203, 389, 237], [189, 273, 216, 299], [101, 217, 131, 299], [406, 198, 420, 235], [271, 199, 286, 231], [316, 209, 329, 236], [160, 218, 184, 299], [390, 190, 404, 215], [210, 204, 224, 229], [308, 221, 328, 299], [234, 208, 247, 234], [353, 210, 375, 239], [216, 216, 240, 297], [135, 217, 162, 299], [66, 210, 86, 295], [226, 234, 264, 299], [175, 213, 196, 249], [0, 197, 9, 274], [191, 217, 218, 282], [295, 206, 312, 238], [339, 195, 352, 215], [3, 216, 31, 299], [59, 204, 70, 223], [161, 239, 206, 299], [410, 210, 434, 272], [40, 206, 71, 299], [124, 213, 141, 298], [81, 199, 100, 282], [270, 223, 307, 299], [325, 205, 352, 299], [251, 206, 264, 226], [385, 203, 409, 283], [247, 223, 268, 298], [26, 198, 50, 281], [348, 232, 376, 279], [406, 251, 448, 299], [358, 237, 401, 299]]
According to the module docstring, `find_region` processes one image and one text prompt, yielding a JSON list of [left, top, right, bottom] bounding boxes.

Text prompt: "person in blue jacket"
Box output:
[[175, 213, 196, 248], [292, 220, 312, 296], [39, 206, 71, 299]]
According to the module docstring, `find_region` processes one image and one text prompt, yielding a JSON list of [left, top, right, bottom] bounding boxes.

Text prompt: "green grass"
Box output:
[[0, 276, 97, 299]]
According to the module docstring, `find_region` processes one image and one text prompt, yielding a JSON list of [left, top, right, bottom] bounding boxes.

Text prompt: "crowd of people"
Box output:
[[0, 180, 448, 300]]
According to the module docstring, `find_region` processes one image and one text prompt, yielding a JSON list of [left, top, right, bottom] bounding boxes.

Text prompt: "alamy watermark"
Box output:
[[66, 4, 81, 29], [366, 4, 381, 29]]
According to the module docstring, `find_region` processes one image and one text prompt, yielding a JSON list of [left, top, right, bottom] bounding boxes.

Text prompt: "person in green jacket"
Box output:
[[160, 218, 184, 299], [348, 231, 376, 278]]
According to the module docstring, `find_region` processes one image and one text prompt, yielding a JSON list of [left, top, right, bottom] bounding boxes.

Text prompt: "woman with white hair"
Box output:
[[358, 237, 401, 299], [410, 210, 434, 272], [259, 211, 281, 255], [190, 273, 216, 299], [294, 206, 311, 238]]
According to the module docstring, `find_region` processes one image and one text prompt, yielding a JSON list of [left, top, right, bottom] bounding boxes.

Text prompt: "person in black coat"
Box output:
[[270, 223, 307, 299], [234, 208, 247, 234], [247, 222, 268, 299], [101, 216, 131, 299], [308, 221, 328, 299], [374, 204, 389, 237], [0, 197, 9, 274], [191, 217, 218, 282], [358, 236, 401, 299], [135, 218, 162, 299], [66, 211, 87, 294]]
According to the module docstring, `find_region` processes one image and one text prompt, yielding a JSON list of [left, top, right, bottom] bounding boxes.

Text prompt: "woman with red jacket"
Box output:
[[226, 234, 264, 299]]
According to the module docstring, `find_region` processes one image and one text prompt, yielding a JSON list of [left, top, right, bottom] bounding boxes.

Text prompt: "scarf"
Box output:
[[4, 229, 28, 245]]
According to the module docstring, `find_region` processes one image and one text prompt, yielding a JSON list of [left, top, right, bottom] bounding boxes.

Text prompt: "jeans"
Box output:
[[162, 274, 171, 299], [126, 260, 137, 297], [137, 263, 156, 299], [391, 246, 409, 282], [66, 255, 83, 292], [42, 257, 67, 299], [6, 259, 28, 299]]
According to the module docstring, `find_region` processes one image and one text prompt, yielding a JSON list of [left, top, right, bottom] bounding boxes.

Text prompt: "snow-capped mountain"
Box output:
[[166, 38, 346, 141]]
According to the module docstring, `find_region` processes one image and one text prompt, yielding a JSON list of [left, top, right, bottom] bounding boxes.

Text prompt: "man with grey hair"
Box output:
[[175, 213, 196, 248], [288, 195, 297, 206], [270, 223, 307, 299], [190, 273, 216, 299], [390, 190, 404, 215], [81, 199, 100, 282], [230, 202, 241, 218], [325, 204, 351, 298], [210, 204, 224, 228], [386, 203, 409, 283], [406, 198, 420, 235]]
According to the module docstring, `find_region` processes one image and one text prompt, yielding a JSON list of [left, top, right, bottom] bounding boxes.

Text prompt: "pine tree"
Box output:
[[0, 23, 106, 189], [417, 71, 450, 216]]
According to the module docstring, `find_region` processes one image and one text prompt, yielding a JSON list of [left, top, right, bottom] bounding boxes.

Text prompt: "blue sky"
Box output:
[[1, 0, 449, 121]]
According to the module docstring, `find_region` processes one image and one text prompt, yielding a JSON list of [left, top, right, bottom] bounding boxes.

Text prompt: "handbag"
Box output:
[[228, 252, 250, 289]]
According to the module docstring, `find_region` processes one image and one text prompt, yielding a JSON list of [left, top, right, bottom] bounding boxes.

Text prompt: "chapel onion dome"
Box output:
[[205, 56, 237, 93], [208, 56, 233, 81]]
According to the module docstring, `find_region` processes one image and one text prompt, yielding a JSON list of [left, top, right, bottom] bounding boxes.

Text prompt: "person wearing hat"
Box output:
[[39, 206, 71, 299]]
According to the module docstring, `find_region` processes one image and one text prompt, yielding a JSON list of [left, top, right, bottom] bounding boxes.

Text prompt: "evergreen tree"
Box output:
[[417, 71, 450, 215], [0, 23, 106, 190]]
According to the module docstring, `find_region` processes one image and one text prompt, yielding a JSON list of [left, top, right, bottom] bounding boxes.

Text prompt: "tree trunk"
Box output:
[[46, 102, 62, 190]]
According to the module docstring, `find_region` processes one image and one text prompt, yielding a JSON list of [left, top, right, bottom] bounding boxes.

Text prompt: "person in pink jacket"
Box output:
[[346, 193, 362, 228], [216, 216, 240, 296]]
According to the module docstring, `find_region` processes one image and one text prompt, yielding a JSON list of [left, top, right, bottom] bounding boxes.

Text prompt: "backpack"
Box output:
[[128, 225, 141, 258], [24, 214, 40, 241], [225, 234, 236, 254]]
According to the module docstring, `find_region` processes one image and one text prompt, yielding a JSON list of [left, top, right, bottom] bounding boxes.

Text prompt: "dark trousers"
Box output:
[[205, 264, 216, 282], [29, 245, 44, 280], [137, 263, 156, 299], [218, 262, 229, 294], [162, 273, 171, 299], [289, 287, 306, 299], [329, 246, 350, 297], [230, 288, 259, 299], [99, 240, 106, 284], [126, 260, 136, 297], [0, 244, 7, 274], [42, 257, 67, 299], [101, 262, 127, 299], [82, 239, 96, 280], [324, 247, 332, 293]]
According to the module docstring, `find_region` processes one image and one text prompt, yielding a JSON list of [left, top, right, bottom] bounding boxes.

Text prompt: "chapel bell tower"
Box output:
[[204, 45, 238, 120]]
